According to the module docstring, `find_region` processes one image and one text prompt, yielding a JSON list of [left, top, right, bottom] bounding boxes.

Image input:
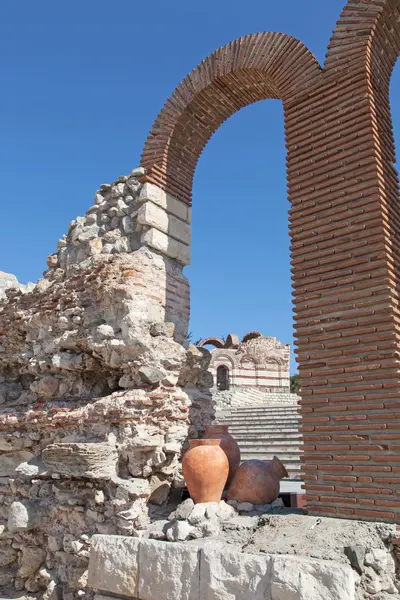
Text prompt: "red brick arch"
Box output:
[[141, 0, 400, 523], [141, 32, 321, 204]]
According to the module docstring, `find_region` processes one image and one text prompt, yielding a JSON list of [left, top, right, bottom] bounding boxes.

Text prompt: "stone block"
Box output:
[[200, 542, 271, 600], [270, 554, 355, 600], [139, 183, 190, 223], [138, 201, 191, 245], [0, 451, 34, 477], [141, 228, 191, 266], [7, 501, 39, 532], [138, 539, 200, 600], [87, 534, 140, 597], [42, 442, 117, 478]]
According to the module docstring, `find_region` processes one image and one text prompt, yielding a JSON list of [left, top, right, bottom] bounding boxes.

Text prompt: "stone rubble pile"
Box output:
[[142, 496, 289, 542]]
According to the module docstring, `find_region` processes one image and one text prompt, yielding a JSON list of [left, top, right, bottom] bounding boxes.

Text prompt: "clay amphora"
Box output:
[[203, 424, 241, 486], [227, 456, 288, 504], [182, 439, 229, 503]]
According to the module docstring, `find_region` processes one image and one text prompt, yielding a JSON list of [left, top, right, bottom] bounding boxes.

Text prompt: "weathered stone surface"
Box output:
[[42, 442, 117, 478], [0, 546, 18, 567], [7, 501, 38, 532], [17, 546, 47, 578], [87, 535, 140, 596], [112, 476, 151, 499], [166, 520, 195, 542], [344, 545, 365, 575], [365, 548, 388, 573], [149, 475, 170, 505], [175, 498, 194, 520], [15, 455, 47, 478], [0, 271, 33, 300], [270, 554, 355, 600], [188, 503, 207, 525], [144, 520, 169, 540], [139, 366, 165, 385], [139, 183, 190, 223], [200, 542, 271, 600], [139, 539, 200, 600], [138, 201, 191, 245], [141, 228, 190, 266], [0, 451, 34, 477]]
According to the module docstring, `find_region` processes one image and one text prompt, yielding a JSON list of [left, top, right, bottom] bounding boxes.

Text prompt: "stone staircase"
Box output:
[[217, 404, 303, 484], [215, 387, 299, 410]]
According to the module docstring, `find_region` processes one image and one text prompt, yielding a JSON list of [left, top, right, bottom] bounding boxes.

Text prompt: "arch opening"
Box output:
[[216, 365, 230, 391]]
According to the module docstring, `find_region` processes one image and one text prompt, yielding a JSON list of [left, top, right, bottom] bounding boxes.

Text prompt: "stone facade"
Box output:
[[200, 333, 290, 391], [199, 332, 300, 410]]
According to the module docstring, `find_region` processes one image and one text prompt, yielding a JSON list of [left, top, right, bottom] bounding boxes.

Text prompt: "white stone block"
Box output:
[[141, 228, 191, 266], [200, 542, 271, 600], [139, 539, 200, 600], [138, 201, 169, 232], [139, 183, 190, 223], [138, 201, 191, 245], [270, 554, 355, 600], [87, 535, 140, 597]]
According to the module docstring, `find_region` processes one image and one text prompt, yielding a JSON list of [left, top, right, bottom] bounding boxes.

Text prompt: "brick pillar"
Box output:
[[293, 0, 400, 524]]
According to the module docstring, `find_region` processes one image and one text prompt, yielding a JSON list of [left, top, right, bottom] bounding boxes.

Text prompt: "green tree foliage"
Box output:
[[290, 373, 301, 394]]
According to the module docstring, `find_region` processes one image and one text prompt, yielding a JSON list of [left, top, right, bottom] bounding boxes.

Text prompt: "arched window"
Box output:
[[216, 365, 230, 391]]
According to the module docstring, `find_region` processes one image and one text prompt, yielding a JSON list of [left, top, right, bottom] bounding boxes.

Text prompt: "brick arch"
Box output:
[[325, 0, 400, 74], [141, 32, 321, 204], [138, 2, 400, 523]]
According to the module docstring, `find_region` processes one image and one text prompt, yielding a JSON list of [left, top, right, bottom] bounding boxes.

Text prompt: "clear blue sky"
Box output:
[[1, 1, 400, 373]]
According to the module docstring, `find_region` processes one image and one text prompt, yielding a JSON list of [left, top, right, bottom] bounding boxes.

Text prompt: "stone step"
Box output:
[[232, 433, 302, 440], [231, 404, 299, 412], [228, 405, 300, 411], [226, 413, 300, 419], [227, 420, 301, 427], [240, 454, 302, 466], [239, 446, 302, 455], [225, 411, 300, 418], [236, 440, 302, 449], [240, 453, 302, 463], [227, 426, 301, 433]]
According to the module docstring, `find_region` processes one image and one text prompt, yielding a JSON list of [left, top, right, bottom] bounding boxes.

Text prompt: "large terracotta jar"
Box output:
[[227, 456, 288, 504], [182, 439, 229, 503], [203, 424, 241, 486]]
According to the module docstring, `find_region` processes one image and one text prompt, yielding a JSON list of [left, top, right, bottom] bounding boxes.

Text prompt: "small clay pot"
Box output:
[[203, 425, 241, 486], [182, 439, 229, 503], [227, 456, 288, 504]]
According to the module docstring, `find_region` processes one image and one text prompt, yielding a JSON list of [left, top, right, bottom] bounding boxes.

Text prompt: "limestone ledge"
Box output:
[[0, 388, 194, 428], [87, 534, 356, 600]]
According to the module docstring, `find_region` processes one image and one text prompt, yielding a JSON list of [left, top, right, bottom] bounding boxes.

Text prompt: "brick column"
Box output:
[[292, 0, 400, 523]]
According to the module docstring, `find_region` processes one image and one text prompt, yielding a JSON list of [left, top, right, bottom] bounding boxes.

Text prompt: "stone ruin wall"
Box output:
[[0, 171, 214, 599]]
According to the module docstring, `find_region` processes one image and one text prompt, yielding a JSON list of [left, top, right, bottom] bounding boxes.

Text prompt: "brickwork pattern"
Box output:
[[141, 0, 400, 522]]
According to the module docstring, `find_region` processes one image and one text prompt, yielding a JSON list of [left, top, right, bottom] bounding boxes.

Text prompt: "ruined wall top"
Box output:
[[0, 271, 34, 300]]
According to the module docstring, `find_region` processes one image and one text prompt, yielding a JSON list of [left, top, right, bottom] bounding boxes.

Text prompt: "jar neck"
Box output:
[[205, 425, 229, 434], [271, 456, 289, 480]]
